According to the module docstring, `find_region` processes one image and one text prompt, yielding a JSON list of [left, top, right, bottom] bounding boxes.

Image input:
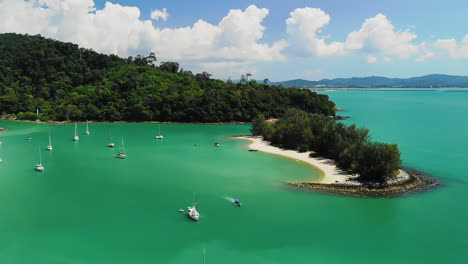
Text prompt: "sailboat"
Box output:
[[108, 129, 115, 148], [73, 123, 79, 141], [35, 148, 44, 171], [187, 193, 200, 221], [0, 144, 3, 163], [155, 124, 164, 139], [203, 248, 206, 264], [85, 121, 90, 135], [46, 132, 53, 151], [116, 137, 126, 159]]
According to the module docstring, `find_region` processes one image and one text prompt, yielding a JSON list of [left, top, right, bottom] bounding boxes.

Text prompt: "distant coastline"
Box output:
[[234, 136, 440, 198]]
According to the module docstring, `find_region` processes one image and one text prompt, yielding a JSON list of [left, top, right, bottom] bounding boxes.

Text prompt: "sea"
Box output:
[[0, 88, 466, 263]]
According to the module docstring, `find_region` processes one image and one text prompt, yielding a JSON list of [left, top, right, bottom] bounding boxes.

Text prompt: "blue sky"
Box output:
[[1, 0, 468, 80]]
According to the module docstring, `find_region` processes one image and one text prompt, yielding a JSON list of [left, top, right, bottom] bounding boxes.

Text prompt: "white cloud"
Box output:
[[286, 8, 346, 56], [415, 42, 436, 62], [200, 61, 257, 79], [151, 8, 169, 21], [0, 0, 287, 74], [435, 35, 468, 59], [286, 8, 421, 59], [367, 55, 377, 64]]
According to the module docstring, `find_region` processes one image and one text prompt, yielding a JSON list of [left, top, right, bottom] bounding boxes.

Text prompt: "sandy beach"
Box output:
[[235, 136, 358, 184]]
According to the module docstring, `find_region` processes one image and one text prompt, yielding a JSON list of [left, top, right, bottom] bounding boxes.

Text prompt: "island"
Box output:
[[238, 109, 440, 197]]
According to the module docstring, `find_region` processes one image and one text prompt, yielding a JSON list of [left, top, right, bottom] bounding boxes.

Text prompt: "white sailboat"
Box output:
[[187, 193, 200, 221], [85, 121, 90, 135], [73, 123, 79, 141], [46, 132, 53, 151], [116, 137, 126, 159], [108, 129, 115, 148], [35, 148, 44, 171], [0, 144, 3, 163], [155, 124, 164, 139]]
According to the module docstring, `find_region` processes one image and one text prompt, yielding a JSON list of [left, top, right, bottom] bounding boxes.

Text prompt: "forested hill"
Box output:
[[0, 33, 335, 122]]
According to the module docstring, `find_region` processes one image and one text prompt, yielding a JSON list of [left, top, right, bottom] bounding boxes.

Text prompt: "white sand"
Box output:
[[235, 136, 358, 184]]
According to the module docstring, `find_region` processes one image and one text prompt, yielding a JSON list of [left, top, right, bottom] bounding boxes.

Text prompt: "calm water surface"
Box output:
[[0, 89, 467, 263]]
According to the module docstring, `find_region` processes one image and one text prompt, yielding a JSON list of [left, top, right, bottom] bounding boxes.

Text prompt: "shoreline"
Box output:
[[234, 136, 357, 184], [0, 119, 251, 126], [234, 136, 441, 198]]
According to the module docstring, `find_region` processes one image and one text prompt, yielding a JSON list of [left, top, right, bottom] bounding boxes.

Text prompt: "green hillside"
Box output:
[[0, 33, 335, 122]]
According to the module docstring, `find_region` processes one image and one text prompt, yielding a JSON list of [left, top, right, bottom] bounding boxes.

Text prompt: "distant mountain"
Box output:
[[271, 74, 468, 88]]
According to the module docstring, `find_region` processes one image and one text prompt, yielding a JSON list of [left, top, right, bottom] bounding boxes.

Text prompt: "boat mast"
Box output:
[[74, 123, 77, 137], [48, 132, 52, 146], [203, 248, 206, 264], [39, 147, 42, 165]]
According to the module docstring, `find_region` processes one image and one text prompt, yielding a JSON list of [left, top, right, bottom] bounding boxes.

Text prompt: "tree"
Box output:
[[146, 52, 157, 66]]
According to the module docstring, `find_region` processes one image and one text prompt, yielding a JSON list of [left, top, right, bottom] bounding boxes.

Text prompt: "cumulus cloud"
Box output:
[[415, 42, 436, 62], [367, 55, 377, 64], [0, 0, 287, 71], [200, 61, 257, 78], [286, 8, 346, 56], [286, 8, 422, 60], [151, 8, 169, 21], [435, 35, 468, 59]]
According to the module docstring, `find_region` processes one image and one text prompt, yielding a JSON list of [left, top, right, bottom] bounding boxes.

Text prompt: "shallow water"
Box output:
[[0, 89, 467, 263]]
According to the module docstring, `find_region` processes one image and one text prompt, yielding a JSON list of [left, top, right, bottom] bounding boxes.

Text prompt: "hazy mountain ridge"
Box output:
[[272, 74, 468, 88]]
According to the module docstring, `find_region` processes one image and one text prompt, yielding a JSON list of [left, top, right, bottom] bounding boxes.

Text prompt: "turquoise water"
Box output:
[[0, 89, 467, 263]]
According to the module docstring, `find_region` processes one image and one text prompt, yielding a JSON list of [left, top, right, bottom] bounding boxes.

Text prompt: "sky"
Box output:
[[1, 0, 468, 81]]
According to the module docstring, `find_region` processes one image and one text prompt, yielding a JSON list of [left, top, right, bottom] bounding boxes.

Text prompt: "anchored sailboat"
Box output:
[[35, 148, 44, 171], [108, 129, 115, 148], [85, 121, 90, 135], [73, 123, 79, 141], [46, 132, 53, 151], [155, 124, 164, 139], [116, 137, 126, 159], [187, 193, 200, 221]]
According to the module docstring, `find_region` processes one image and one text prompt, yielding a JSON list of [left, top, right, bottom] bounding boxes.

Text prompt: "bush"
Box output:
[[298, 144, 309, 153]]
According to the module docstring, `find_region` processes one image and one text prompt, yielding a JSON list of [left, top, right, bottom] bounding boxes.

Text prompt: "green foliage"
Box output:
[[297, 144, 309, 153], [0, 33, 336, 122], [252, 109, 401, 183]]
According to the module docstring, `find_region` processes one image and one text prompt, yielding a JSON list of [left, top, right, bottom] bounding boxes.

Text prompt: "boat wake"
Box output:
[[223, 196, 236, 203]]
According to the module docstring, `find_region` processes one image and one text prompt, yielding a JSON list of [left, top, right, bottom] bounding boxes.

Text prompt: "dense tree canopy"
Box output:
[[0, 33, 335, 122], [252, 109, 401, 183]]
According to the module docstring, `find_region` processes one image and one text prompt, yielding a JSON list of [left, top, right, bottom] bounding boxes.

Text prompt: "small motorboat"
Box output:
[[234, 199, 242, 206], [26, 136, 32, 140], [178, 209, 185, 212], [214, 142, 220, 147]]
